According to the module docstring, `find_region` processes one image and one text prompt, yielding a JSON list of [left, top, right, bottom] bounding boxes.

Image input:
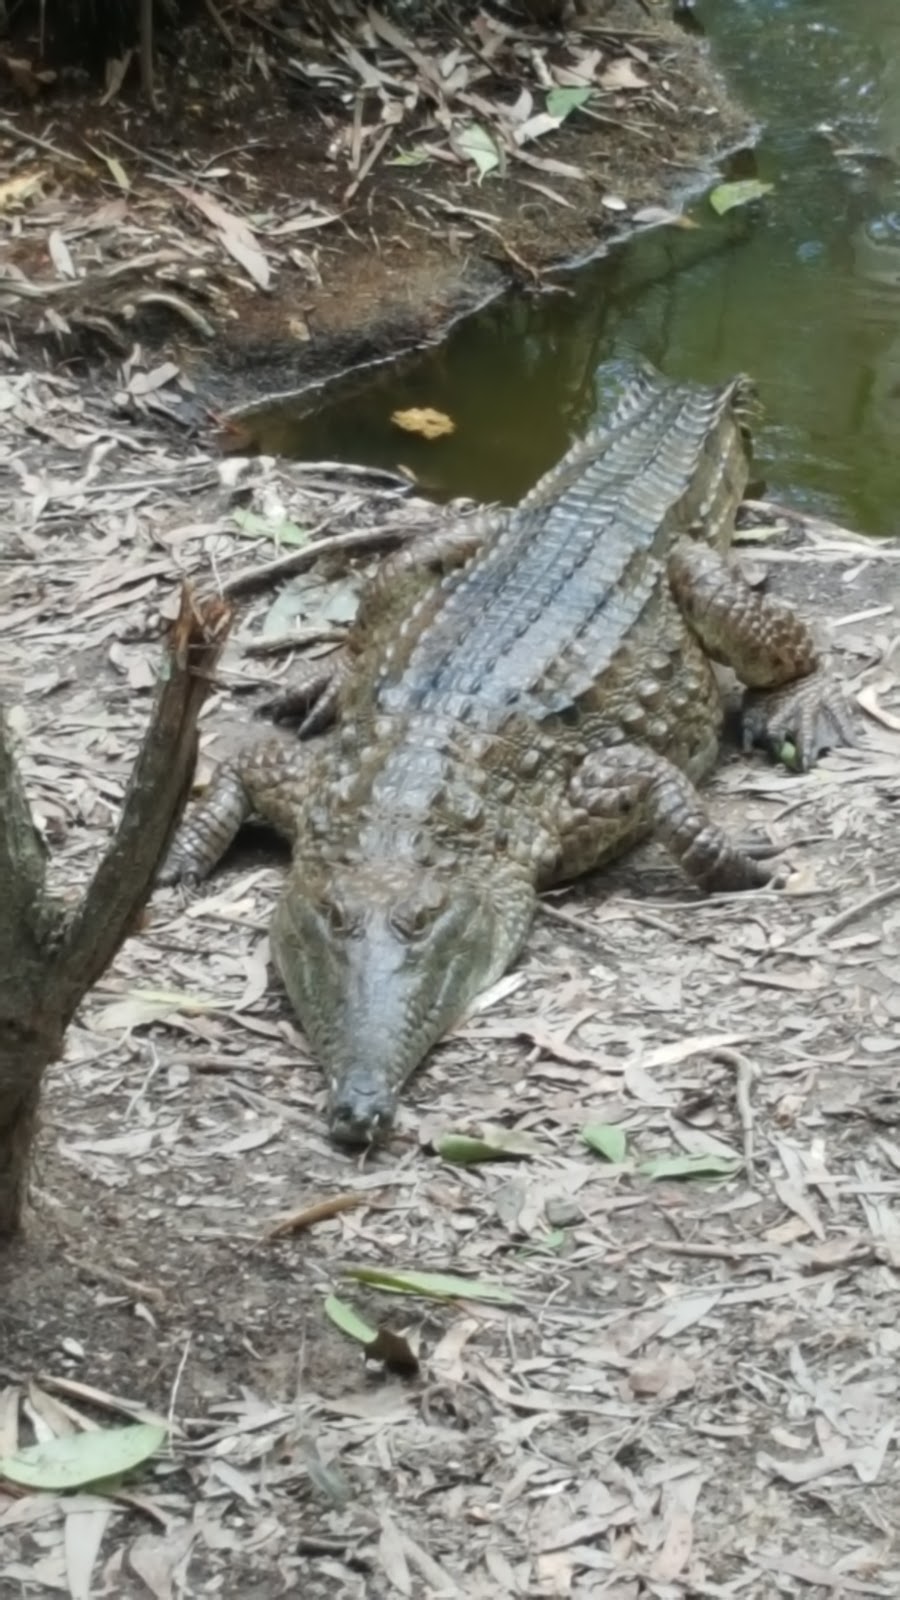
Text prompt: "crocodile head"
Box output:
[[271, 858, 536, 1147]]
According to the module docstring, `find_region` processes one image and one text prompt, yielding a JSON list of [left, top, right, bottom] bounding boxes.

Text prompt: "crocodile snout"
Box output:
[[328, 1069, 397, 1147]]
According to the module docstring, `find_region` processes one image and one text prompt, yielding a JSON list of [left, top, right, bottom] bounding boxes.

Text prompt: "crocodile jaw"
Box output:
[[271, 859, 536, 1146]]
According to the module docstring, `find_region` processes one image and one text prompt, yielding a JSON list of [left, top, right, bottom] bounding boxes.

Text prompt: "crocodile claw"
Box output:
[[259, 650, 347, 736], [741, 673, 857, 771]]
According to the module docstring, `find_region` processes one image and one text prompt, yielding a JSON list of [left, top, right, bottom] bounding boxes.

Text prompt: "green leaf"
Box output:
[[0, 1422, 165, 1492], [517, 1229, 566, 1257], [581, 1123, 628, 1163], [454, 123, 501, 182], [324, 1294, 377, 1344], [345, 1266, 515, 1304], [638, 1153, 742, 1181], [385, 147, 431, 167], [546, 86, 592, 120], [232, 508, 310, 548], [709, 179, 774, 216], [436, 1127, 540, 1164], [261, 569, 360, 636]]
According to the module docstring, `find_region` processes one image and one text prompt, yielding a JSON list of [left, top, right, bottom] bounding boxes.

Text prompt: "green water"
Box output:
[[242, 0, 900, 535]]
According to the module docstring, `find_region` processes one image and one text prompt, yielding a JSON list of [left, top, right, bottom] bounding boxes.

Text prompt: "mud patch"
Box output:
[[1, 0, 749, 406]]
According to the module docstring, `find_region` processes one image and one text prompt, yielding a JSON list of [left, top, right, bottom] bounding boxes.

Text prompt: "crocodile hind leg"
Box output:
[[561, 741, 775, 893], [261, 515, 497, 734], [668, 535, 856, 769], [158, 735, 317, 884]]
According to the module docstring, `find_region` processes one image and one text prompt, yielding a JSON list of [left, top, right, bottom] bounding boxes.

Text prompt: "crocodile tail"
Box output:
[[731, 373, 762, 439]]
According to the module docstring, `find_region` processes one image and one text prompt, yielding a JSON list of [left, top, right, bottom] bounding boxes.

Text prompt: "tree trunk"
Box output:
[[0, 588, 230, 1239]]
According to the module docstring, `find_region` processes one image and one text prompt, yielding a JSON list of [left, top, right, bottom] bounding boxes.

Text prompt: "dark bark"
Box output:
[[0, 587, 231, 1239]]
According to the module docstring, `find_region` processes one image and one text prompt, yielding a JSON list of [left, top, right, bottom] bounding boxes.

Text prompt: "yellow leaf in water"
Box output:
[[391, 406, 456, 440]]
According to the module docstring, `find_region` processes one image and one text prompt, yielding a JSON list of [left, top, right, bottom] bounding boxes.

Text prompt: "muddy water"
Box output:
[[242, 1, 900, 534]]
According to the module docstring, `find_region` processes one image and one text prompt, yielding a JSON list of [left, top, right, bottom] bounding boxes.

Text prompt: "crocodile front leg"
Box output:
[[261, 649, 353, 737], [563, 742, 774, 892], [668, 536, 856, 769], [158, 735, 316, 883]]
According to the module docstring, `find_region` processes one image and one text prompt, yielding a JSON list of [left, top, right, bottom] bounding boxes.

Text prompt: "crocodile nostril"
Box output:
[[329, 1079, 397, 1148]]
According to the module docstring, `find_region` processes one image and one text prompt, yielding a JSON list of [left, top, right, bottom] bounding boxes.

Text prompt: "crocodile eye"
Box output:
[[390, 883, 447, 940], [318, 892, 356, 935]]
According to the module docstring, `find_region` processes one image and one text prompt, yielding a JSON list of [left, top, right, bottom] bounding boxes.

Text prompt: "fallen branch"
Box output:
[[711, 1046, 757, 1185], [223, 513, 433, 598]]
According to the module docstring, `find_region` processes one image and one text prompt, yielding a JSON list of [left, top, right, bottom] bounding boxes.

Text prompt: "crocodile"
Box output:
[[161, 362, 853, 1146]]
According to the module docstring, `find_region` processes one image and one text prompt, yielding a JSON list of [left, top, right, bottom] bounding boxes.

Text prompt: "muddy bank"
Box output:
[[0, 0, 749, 407]]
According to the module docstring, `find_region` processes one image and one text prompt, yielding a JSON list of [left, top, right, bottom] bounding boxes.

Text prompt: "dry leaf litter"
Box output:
[[0, 0, 744, 376], [2, 353, 900, 1598]]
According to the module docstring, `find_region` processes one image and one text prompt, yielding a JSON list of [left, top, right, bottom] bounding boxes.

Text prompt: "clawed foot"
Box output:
[[156, 845, 198, 887], [729, 835, 790, 888], [157, 824, 220, 886], [259, 650, 346, 737], [742, 672, 857, 771]]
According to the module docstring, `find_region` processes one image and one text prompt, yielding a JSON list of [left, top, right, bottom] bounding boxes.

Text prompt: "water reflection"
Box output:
[[239, 0, 900, 534]]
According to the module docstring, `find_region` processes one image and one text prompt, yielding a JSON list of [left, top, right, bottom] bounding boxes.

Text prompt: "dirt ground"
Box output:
[[5, 7, 900, 1600], [3, 351, 900, 1597], [0, 0, 748, 406]]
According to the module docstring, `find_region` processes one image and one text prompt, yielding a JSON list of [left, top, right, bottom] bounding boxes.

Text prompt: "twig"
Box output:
[[128, 291, 216, 339], [643, 1239, 771, 1263], [818, 880, 900, 940], [265, 1192, 369, 1239], [479, 222, 545, 287], [538, 899, 616, 953], [712, 1046, 757, 1183], [223, 515, 428, 597], [344, 121, 398, 204], [240, 626, 345, 657], [102, 129, 189, 180], [204, 0, 235, 49], [70, 1256, 166, 1310], [166, 1336, 192, 1456], [220, 455, 414, 491], [0, 251, 185, 302], [0, 119, 87, 168], [738, 498, 873, 547]]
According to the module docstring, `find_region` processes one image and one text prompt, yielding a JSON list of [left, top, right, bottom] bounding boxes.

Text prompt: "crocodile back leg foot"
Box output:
[[741, 676, 858, 770], [667, 534, 858, 769], [567, 742, 778, 893]]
